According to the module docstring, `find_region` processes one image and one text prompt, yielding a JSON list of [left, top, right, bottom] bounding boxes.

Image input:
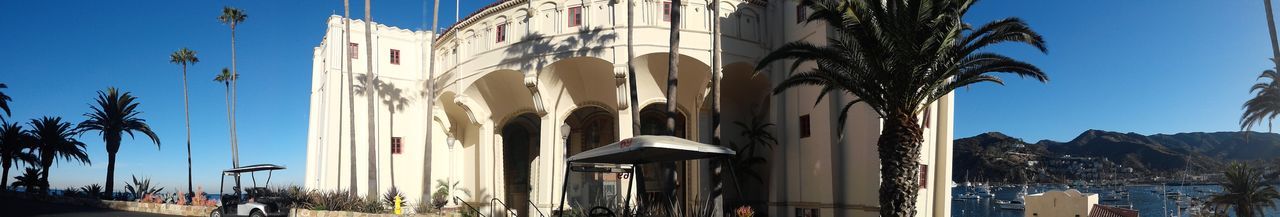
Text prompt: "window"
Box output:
[[568, 6, 583, 27], [920, 164, 929, 188], [391, 137, 403, 154], [389, 49, 400, 65], [799, 114, 811, 138], [663, 2, 672, 22], [348, 43, 359, 59], [796, 5, 807, 23], [496, 23, 506, 43]]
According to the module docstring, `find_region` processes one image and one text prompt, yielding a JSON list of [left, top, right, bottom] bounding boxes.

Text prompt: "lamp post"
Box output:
[[558, 123, 571, 214]]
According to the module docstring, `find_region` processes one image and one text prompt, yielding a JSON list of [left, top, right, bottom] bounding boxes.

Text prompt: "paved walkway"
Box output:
[[0, 196, 183, 217]]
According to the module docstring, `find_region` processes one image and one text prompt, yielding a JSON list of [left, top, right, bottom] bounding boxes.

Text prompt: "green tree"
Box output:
[[218, 6, 246, 171], [0, 121, 36, 190], [169, 47, 198, 200], [27, 116, 90, 194], [756, 1, 1048, 216], [11, 167, 41, 192], [1209, 162, 1280, 217], [1242, 62, 1280, 132], [76, 87, 161, 198]]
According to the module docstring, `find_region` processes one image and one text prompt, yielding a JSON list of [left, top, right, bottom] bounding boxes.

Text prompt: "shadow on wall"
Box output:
[[501, 27, 617, 74]]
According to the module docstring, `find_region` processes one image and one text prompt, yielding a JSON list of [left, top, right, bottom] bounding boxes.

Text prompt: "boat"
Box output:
[[997, 186, 1028, 210], [975, 184, 994, 197], [956, 192, 981, 200]]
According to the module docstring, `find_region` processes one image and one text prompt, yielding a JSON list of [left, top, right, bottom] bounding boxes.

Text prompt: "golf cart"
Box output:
[[211, 164, 290, 217], [556, 135, 739, 217]]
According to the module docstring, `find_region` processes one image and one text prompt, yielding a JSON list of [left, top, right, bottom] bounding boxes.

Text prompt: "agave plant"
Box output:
[[381, 187, 407, 212], [124, 175, 163, 201], [80, 183, 104, 198]]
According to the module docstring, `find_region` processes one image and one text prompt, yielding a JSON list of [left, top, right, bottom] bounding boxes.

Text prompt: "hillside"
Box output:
[[954, 130, 1280, 181]]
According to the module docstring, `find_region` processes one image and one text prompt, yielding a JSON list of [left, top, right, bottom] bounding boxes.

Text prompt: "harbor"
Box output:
[[951, 184, 1280, 217]]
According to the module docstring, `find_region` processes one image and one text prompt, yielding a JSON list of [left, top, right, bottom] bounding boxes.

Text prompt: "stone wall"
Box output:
[[5, 193, 462, 217]]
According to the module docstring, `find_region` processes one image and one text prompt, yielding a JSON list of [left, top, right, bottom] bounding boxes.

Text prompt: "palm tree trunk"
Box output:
[[230, 26, 241, 170], [664, 0, 682, 210], [105, 150, 116, 199], [1265, 0, 1280, 69], [183, 64, 194, 203], [625, 0, 642, 209], [708, 1, 723, 214], [344, 0, 358, 196], [422, 0, 441, 202], [877, 111, 924, 217], [365, 0, 378, 199], [1, 159, 11, 190]]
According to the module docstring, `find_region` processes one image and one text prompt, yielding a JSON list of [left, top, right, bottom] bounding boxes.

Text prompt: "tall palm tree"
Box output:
[[0, 83, 11, 120], [27, 117, 90, 194], [76, 87, 161, 198], [169, 47, 198, 200], [364, 0, 378, 198], [1209, 162, 1280, 217], [344, 0, 357, 195], [662, 0, 683, 211], [218, 6, 246, 171], [214, 68, 238, 168], [1243, 63, 1280, 133], [756, 1, 1048, 216], [0, 121, 36, 190]]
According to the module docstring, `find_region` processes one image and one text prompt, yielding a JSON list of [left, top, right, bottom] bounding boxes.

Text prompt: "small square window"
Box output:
[[568, 6, 583, 27], [663, 2, 672, 22], [389, 49, 400, 65], [391, 137, 403, 154], [796, 5, 807, 23], [496, 23, 507, 43], [348, 43, 359, 59], [799, 114, 811, 138]]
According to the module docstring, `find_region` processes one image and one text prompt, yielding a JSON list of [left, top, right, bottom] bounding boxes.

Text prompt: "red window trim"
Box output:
[[920, 164, 929, 188], [568, 6, 583, 27], [389, 49, 400, 65], [391, 137, 403, 154], [496, 23, 506, 43], [348, 43, 359, 59], [663, 2, 672, 22]]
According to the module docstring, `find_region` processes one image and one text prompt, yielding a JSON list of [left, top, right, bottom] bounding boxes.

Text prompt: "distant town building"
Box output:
[[1024, 189, 1099, 217]]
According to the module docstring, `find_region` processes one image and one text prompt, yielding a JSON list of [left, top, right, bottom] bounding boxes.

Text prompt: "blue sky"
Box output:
[[0, 0, 1271, 191]]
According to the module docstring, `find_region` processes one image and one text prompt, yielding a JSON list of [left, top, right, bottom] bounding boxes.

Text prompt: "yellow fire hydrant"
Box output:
[[394, 195, 403, 215]]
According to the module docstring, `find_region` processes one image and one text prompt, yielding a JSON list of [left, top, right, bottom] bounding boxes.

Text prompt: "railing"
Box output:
[[527, 199, 547, 217], [456, 196, 486, 217], [490, 198, 517, 217]]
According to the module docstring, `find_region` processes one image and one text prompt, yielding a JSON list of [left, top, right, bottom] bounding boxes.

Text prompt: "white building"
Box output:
[[1024, 190, 1099, 217], [305, 1, 955, 216]]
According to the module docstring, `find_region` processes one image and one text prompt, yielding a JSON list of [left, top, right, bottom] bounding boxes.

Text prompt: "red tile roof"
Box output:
[[1089, 204, 1139, 217]]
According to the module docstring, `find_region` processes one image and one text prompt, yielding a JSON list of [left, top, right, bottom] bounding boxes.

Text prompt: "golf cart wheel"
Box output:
[[588, 206, 615, 217], [250, 209, 266, 217], [209, 209, 222, 217]]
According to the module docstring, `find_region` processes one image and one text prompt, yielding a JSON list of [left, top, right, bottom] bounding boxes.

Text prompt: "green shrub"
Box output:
[[79, 184, 103, 198], [380, 187, 407, 212]]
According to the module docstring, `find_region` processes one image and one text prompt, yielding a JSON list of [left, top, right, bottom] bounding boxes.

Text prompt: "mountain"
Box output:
[[954, 130, 1280, 181]]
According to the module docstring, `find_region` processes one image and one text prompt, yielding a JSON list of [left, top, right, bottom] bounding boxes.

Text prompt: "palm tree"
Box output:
[[364, 0, 378, 198], [0, 121, 36, 190], [169, 47, 198, 200], [11, 167, 41, 192], [218, 6, 247, 171], [0, 83, 11, 120], [27, 117, 91, 194], [344, 0, 357, 195], [76, 87, 161, 198], [1242, 63, 1280, 133], [756, 1, 1048, 216], [1209, 162, 1280, 217], [214, 68, 237, 165]]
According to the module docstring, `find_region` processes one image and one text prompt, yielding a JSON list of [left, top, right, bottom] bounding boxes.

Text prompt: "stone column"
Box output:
[[478, 122, 494, 206]]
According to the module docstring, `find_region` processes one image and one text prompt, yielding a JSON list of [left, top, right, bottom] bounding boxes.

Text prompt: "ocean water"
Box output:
[[951, 185, 1280, 217]]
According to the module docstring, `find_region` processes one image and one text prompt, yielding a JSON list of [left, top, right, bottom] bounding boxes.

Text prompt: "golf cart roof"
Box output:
[[566, 135, 735, 164], [223, 164, 286, 174]]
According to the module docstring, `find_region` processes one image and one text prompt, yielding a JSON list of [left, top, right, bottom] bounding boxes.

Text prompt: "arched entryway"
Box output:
[[638, 103, 690, 213], [501, 113, 540, 217], [563, 106, 619, 208]]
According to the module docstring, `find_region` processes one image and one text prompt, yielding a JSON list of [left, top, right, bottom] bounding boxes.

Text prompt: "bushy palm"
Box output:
[[11, 167, 41, 192], [27, 117, 90, 194], [435, 179, 469, 205], [0, 121, 37, 190], [80, 183, 104, 198], [1209, 162, 1280, 217], [77, 87, 160, 198], [756, 0, 1047, 215], [1242, 62, 1280, 133]]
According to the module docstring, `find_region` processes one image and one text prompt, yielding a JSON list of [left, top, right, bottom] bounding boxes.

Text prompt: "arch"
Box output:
[[500, 112, 540, 217], [630, 53, 712, 120], [463, 69, 537, 123], [538, 57, 619, 114], [561, 105, 620, 208]]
